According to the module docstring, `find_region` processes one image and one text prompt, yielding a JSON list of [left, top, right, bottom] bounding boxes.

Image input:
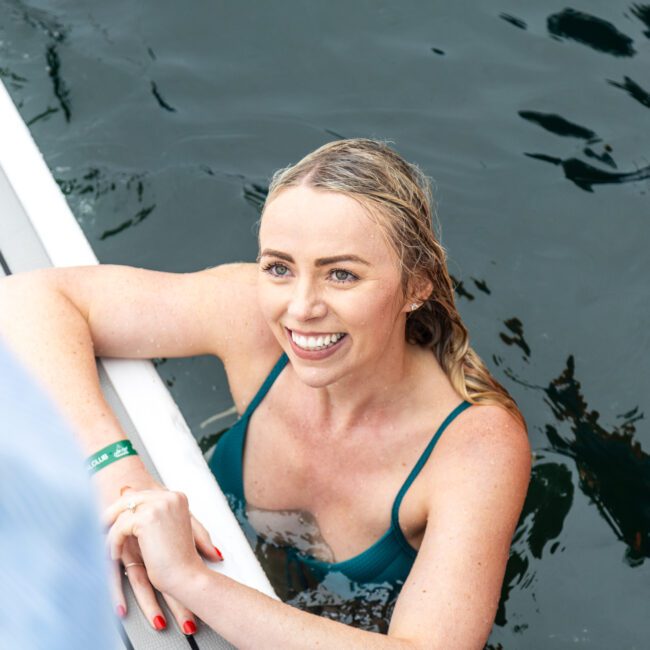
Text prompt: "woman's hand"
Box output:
[[105, 487, 221, 634]]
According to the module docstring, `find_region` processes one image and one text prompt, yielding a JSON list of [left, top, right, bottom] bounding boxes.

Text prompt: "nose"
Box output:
[[286, 277, 327, 321]]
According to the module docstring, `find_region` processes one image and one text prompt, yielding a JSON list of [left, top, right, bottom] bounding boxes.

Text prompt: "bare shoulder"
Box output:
[[431, 402, 531, 504], [440, 403, 529, 459]]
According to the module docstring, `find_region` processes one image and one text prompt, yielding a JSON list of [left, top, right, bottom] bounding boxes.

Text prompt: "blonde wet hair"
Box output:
[[264, 138, 526, 430]]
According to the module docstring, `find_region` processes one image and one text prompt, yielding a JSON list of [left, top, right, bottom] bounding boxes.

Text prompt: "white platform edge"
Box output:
[[0, 80, 276, 599]]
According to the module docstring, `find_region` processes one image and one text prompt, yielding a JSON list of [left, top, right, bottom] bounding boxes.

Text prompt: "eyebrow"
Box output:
[[259, 249, 371, 266]]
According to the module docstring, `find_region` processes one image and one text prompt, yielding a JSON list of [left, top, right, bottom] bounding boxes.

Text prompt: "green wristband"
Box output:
[[86, 440, 138, 474]]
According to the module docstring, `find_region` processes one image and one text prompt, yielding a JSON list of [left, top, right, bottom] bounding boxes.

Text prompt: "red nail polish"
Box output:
[[153, 615, 167, 630], [183, 620, 197, 635], [214, 546, 223, 561], [116, 604, 126, 618]]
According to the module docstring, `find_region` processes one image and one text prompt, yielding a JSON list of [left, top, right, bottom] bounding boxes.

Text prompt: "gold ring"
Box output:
[[123, 562, 145, 576]]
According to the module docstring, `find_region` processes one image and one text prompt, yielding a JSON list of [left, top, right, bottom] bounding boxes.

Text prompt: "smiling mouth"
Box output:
[[289, 330, 347, 351]]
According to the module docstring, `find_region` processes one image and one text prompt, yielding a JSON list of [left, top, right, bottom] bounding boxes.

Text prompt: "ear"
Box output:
[[402, 274, 433, 313]]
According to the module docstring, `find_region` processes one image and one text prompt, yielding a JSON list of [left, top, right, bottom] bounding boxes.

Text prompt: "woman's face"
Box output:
[[258, 185, 410, 387]]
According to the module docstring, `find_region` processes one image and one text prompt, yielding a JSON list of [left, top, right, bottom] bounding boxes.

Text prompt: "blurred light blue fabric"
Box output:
[[0, 340, 119, 649]]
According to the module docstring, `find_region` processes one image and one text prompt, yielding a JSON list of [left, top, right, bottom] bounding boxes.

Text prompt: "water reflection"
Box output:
[[472, 278, 491, 295], [544, 356, 649, 565], [285, 574, 398, 633], [497, 461, 574, 627], [55, 167, 155, 240], [518, 111, 597, 142], [607, 76, 650, 110], [243, 181, 269, 212], [99, 204, 155, 240], [499, 14, 527, 31], [13, 0, 66, 41], [45, 43, 70, 122], [0, 67, 27, 90], [631, 4, 650, 37], [499, 318, 531, 360], [150, 80, 177, 112], [497, 318, 649, 567], [517, 107, 650, 190], [524, 153, 650, 192], [26, 105, 60, 126], [254, 536, 400, 633], [11, 0, 71, 122], [547, 9, 636, 57], [450, 274, 476, 301]]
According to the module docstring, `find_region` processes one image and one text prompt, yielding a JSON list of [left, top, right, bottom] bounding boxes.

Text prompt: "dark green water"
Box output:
[[2, 1, 649, 646]]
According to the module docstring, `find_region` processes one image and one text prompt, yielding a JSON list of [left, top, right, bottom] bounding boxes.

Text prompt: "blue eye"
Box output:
[[331, 269, 357, 283], [263, 262, 291, 277]]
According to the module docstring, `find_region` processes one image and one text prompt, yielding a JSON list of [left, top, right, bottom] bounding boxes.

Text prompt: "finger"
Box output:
[[103, 489, 159, 528], [106, 511, 136, 560], [103, 492, 145, 528], [190, 515, 223, 562], [124, 563, 167, 631], [162, 591, 198, 636], [110, 559, 127, 619], [115, 538, 144, 620]]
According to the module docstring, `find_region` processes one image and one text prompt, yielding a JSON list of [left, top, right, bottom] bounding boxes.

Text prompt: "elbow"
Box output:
[[0, 269, 81, 331], [388, 637, 433, 650]]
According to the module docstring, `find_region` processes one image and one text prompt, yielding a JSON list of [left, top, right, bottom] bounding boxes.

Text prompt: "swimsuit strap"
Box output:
[[240, 353, 289, 420], [390, 400, 472, 532]]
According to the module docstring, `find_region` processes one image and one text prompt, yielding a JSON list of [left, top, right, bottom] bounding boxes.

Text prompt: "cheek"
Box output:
[[344, 283, 404, 327]]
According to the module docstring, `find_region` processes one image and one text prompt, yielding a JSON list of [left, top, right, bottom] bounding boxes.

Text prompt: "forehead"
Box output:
[[260, 186, 396, 264]]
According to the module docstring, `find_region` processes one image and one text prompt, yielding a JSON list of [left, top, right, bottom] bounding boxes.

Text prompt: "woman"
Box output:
[[0, 139, 530, 648]]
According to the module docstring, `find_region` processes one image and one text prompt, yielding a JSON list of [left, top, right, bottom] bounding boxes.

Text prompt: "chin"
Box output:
[[289, 357, 347, 388]]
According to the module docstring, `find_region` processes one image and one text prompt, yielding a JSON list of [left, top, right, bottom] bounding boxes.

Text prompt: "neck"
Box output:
[[295, 337, 428, 436]]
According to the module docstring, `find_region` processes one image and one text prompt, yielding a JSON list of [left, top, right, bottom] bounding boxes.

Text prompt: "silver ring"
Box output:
[[125, 499, 138, 514]]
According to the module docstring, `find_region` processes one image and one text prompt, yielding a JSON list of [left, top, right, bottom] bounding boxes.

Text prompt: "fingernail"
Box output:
[[116, 604, 126, 618], [183, 620, 197, 635], [153, 615, 167, 630], [214, 546, 223, 561]]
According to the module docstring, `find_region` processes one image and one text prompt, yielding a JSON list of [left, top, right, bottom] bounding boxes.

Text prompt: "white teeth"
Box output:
[[291, 331, 344, 351]]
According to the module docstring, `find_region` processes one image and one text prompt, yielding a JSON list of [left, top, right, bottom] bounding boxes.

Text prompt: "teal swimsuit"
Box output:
[[209, 353, 471, 588]]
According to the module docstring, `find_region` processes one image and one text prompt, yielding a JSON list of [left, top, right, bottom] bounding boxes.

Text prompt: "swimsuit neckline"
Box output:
[[236, 353, 473, 569]]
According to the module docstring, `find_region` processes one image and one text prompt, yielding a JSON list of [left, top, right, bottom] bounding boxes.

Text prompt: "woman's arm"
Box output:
[[0, 262, 264, 629], [0, 263, 260, 492], [388, 405, 531, 647], [106, 405, 531, 649]]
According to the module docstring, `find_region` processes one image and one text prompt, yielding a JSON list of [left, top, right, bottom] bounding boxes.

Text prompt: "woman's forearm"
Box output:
[[1, 273, 116, 445], [0, 272, 149, 496], [174, 566, 418, 650]]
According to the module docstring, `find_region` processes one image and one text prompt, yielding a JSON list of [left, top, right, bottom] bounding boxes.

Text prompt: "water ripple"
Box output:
[[547, 8, 636, 57]]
